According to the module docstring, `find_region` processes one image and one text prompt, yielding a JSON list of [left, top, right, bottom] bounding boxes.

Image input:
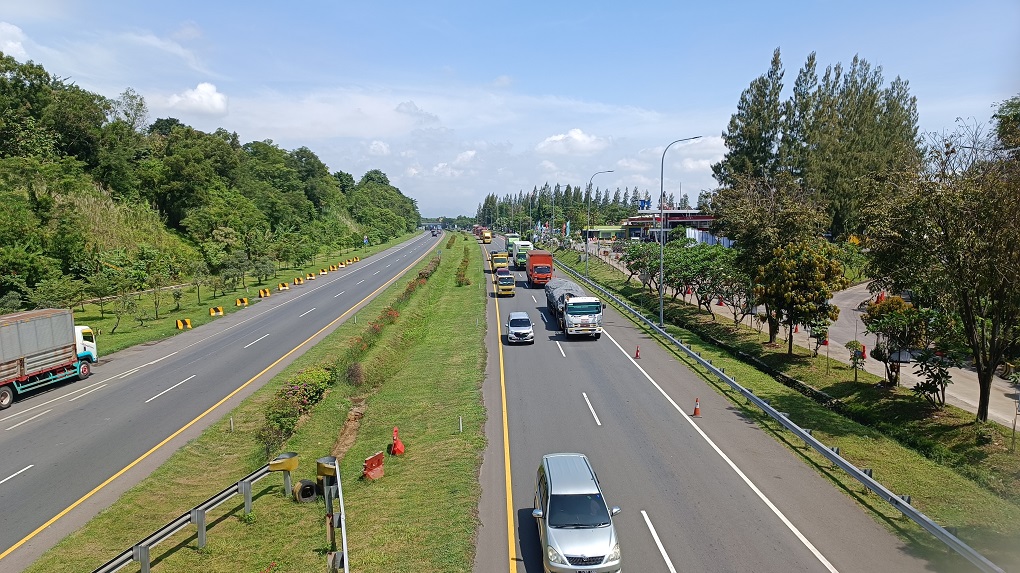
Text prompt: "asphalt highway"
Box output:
[[0, 232, 442, 572], [475, 236, 939, 573]]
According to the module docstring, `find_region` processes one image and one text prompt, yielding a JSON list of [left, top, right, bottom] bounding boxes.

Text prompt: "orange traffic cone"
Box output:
[[692, 398, 702, 418], [634, 345, 641, 359], [391, 426, 405, 456]]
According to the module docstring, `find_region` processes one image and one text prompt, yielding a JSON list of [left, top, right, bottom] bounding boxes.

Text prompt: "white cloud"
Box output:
[[122, 31, 213, 76], [167, 82, 228, 115], [431, 162, 463, 178], [368, 140, 391, 156], [535, 128, 609, 156], [0, 22, 29, 59], [453, 150, 476, 165], [539, 160, 558, 171], [615, 157, 650, 171], [395, 100, 440, 125], [491, 75, 512, 88]]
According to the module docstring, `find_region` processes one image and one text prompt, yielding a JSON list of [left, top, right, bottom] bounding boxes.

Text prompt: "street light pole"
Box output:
[[586, 170, 614, 277], [659, 136, 702, 327]]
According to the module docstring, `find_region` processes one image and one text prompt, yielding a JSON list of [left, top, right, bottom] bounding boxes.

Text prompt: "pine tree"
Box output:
[[712, 48, 785, 187]]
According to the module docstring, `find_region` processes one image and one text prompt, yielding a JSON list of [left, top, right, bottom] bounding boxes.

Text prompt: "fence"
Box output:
[[556, 259, 1004, 573], [92, 463, 273, 573]]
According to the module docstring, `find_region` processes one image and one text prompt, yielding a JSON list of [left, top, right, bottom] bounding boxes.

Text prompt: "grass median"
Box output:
[[553, 245, 1020, 572], [27, 232, 488, 573]]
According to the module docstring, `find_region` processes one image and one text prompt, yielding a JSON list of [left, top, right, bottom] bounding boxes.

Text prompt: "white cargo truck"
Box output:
[[0, 309, 97, 409], [512, 240, 533, 270], [544, 278, 605, 339]]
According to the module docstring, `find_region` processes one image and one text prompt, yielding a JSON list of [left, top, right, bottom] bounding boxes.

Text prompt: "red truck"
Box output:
[[526, 250, 554, 288]]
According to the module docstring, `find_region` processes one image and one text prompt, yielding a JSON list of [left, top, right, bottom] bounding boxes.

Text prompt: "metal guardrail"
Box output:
[[93, 463, 273, 573], [556, 259, 1005, 573]]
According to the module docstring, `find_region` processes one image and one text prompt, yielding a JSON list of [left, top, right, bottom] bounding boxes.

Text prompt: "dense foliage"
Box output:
[[0, 52, 420, 312], [708, 47, 1019, 421], [474, 182, 646, 238]]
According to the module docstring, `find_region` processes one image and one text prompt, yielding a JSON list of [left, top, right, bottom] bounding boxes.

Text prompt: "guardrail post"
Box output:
[[190, 508, 207, 548], [240, 479, 253, 514], [132, 544, 151, 573]]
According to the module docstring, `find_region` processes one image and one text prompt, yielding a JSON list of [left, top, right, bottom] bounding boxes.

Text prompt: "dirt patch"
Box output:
[[331, 396, 368, 458]]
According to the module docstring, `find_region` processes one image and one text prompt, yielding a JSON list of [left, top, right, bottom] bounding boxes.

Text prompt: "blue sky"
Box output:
[[1, 1, 1017, 217]]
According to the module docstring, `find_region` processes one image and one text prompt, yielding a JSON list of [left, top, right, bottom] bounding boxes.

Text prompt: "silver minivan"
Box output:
[[506, 311, 535, 344], [532, 453, 621, 573]]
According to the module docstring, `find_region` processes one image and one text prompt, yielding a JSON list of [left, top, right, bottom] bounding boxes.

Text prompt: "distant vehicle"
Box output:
[[0, 309, 98, 409], [432, 229, 438, 236], [505, 311, 535, 344], [532, 453, 621, 573], [512, 240, 533, 269], [526, 250, 554, 288], [482, 230, 493, 244], [505, 232, 521, 250], [545, 278, 605, 339]]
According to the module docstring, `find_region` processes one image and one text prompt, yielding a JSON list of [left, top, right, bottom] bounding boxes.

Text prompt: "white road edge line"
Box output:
[[0, 381, 105, 422], [555, 341, 566, 358], [605, 330, 840, 573], [582, 392, 602, 426], [641, 510, 678, 573], [299, 308, 316, 318], [145, 375, 197, 404], [0, 465, 33, 486], [68, 385, 107, 402], [5, 409, 52, 431], [244, 334, 270, 348]]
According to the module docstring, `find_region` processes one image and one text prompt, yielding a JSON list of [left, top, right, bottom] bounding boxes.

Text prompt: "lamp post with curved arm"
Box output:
[[659, 136, 702, 327], [586, 170, 614, 277]]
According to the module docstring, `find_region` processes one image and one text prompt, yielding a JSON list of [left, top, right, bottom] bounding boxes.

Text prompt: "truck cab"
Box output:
[[490, 251, 509, 271], [495, 269, 516, 297]]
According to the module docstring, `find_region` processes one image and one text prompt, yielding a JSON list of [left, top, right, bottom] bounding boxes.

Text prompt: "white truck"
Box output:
[[512, 240, 533, 270], [544, 278, 605, 339], [0, 309, 97, 409]]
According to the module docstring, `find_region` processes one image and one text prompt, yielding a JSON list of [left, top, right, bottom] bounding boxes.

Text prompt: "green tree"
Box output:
[[712, 48, 785, 187], [28, 275, 84, 310], [868, 121, 1020, 420], [711, 172, 827, 341], [755, 239, 849, 354]]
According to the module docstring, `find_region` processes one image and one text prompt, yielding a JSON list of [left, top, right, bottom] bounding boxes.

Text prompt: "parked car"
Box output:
[[532, 453, 621, 572], [506, 311, 535, 344]]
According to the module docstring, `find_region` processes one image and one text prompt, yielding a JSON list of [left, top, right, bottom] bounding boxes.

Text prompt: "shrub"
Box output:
[[255, 396, 302, 454], [346, 362, 366, 386], [279, 367, 330, 414]]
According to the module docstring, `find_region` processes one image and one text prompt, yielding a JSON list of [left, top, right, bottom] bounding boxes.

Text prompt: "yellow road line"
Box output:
[[0, 243, 435, 563], [493, 279, 518, 572]]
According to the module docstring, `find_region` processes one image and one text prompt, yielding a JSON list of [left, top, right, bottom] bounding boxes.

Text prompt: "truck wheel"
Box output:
[[0, 385, 13, 409], [78, 361, 91, 380], [594, 333, 602, 340]]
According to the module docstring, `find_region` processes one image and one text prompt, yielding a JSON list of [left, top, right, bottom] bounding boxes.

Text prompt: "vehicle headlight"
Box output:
[[547, 545, 567, 565], [606, 541, 620, 561]]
